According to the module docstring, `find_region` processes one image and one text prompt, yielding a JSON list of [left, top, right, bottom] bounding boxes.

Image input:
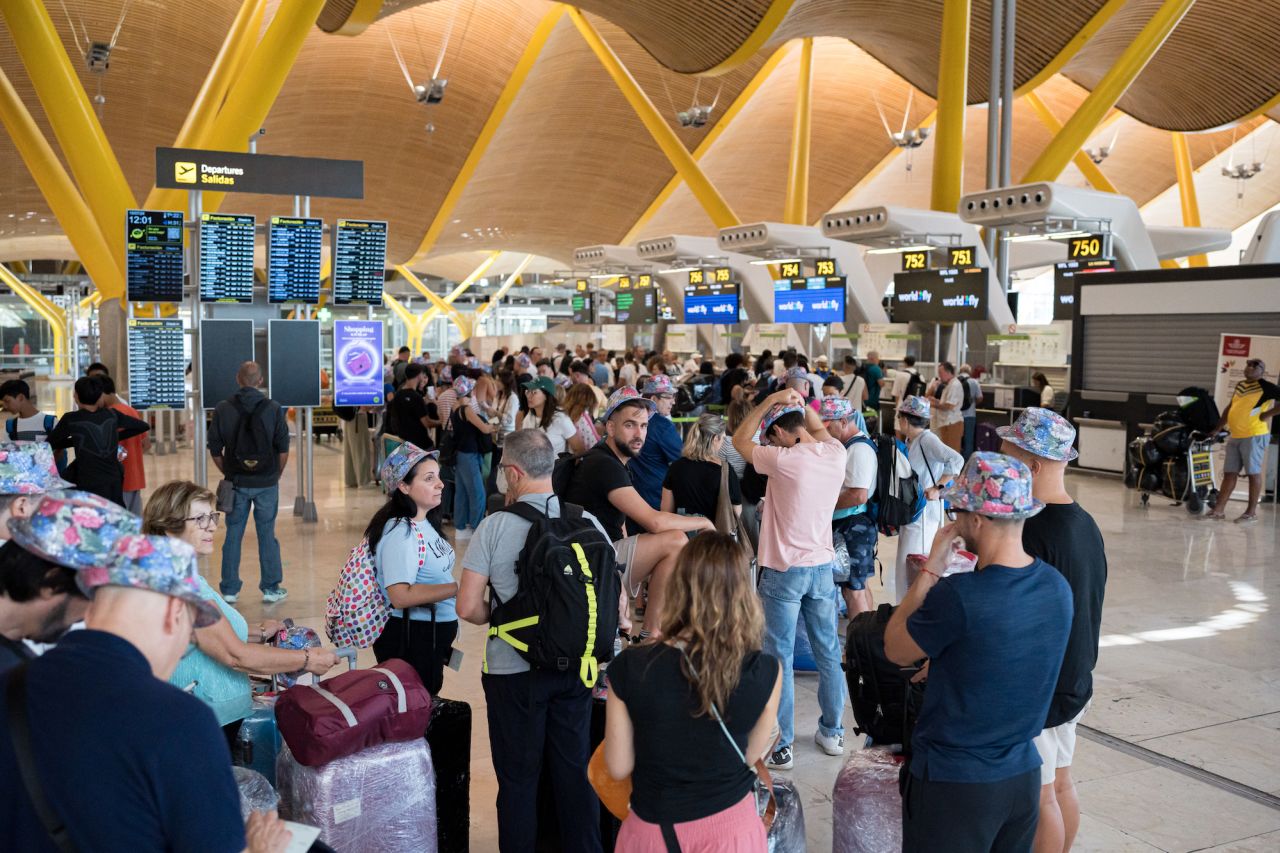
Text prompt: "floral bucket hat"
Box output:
[[602, 386, 656, 421], [380, 442, 439, 493], [452, 376, 475, 397], [817, 396, 855, 422], [897, 395, 931, 421], [759, 403, 806, 446], [941, 452, 1045, 520], [78, 534, 222, 627], [641, 374, 675, 397], [9, 489, 143, 571], [997, 407, 1079, 462], [0, 441, 71, 494]]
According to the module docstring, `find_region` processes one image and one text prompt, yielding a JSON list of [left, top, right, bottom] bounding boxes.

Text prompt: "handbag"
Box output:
[[588, 740, 631, 821], [714, 461, 756, 565], [215, 478, 235, 514]]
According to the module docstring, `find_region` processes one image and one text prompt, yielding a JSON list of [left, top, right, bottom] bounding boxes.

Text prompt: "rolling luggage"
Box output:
[[276, 738, 438, 852], [425, 697, 472, 853], [234, 698, 282, 786], [766, 777, 806, 853], [276, 657, 431, 767], [832, 747, 904, 853], [845, 604, 922, 747]]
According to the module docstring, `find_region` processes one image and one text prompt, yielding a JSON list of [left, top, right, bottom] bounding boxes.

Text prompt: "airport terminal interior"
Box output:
[[1, 0, 1279, 851]]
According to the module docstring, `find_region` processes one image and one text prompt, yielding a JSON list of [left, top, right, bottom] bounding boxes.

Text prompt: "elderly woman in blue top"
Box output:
[[626, 374, 685, 510], [893, 395, 964, 605], [369, 442, 458, 695]]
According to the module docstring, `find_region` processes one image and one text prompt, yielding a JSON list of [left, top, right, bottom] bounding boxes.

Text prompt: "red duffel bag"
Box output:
[[275, 658, 432, 767]]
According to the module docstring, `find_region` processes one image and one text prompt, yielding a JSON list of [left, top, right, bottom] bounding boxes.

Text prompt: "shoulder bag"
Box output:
[[714, 461, 756, 565]]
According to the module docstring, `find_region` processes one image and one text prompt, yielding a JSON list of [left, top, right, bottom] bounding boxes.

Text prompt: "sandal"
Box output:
[[1234, 513, 1258, 524]]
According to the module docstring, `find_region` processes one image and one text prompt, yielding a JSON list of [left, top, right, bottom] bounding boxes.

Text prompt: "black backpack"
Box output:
[[551, 451, 588, 499], [902, 370, 926, 400], [845, 604, 924, 747], [489, 501, 620, 688], [227, 398, 276, 477], [866, 434, 925, 536]]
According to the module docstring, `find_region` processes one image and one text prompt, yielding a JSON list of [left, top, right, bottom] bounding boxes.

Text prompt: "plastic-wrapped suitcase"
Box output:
[[276, 738, 438, 852], [831, 747, 904, 853], [232, 767, 279, 820], [425, 697, 471, 853], [767, 777, 806, 853]]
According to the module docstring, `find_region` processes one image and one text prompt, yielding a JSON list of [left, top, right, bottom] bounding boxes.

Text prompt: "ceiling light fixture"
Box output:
[[865, 244, 937, 255]]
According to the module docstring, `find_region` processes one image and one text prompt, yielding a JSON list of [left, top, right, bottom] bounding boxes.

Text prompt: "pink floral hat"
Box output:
[[9, 490, 142, 571], [0, 441, 71, 494], [78, 534, 222, 627], [941, 452, 1045, 519]]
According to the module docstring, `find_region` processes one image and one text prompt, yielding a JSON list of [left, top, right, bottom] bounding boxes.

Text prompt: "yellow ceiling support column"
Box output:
[[1023, 0, 1197, 183], [569, 8, 740, 230], [1014, 0, 1131, 95], [396, 265, 473, 340], [624, 44, 792, 244], [930, 0, 970, 213], [383, 293, 428, 354], [0, 0, 137, 261], [404, 7, 564, 267], [0, 265, 68, 376], [783, 39, 814, 225], [144, 0, 266, 210], [475, 255, 535, 319], [1172, 132, 1208, 267], [410, 252, 502, 335], [79, 291, 102, 312], [1023, 92, 1119, 194], [197, 0, 328, 214], [0, 69, 125, 300]]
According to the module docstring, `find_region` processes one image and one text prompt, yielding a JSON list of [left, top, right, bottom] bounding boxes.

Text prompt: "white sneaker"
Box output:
[[815, 730, 845, 756], [454, 528, 473, 541]]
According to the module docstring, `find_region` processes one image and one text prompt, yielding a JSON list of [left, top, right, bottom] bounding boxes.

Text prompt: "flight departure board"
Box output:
[[571, 279, 595, 324], [268, 216, 323, 304], [614, 274, 658, 324], [127, 318, 186, 409], [774, 275, 846, 324], [332, 219, 387, 304], [683, 268, 739, 324], [199, 213, 256, 303], [125, 209, 185, 302]]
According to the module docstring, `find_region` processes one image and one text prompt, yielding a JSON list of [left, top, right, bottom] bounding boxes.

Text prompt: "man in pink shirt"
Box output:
[[733, 388, 848, 771]]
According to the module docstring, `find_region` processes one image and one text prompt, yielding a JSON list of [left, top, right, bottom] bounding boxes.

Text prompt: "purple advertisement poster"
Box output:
[[333, 320, 384, 406]]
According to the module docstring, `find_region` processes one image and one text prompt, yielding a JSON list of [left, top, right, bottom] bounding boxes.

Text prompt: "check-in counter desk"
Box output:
[[1068, 390, 1189, 474]]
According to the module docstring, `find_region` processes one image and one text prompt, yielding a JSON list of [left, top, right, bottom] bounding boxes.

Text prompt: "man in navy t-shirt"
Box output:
[[887, 452, 1072, 853]]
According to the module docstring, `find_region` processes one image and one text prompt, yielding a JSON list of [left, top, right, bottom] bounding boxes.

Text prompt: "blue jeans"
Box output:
[[220, 484, 283, 595], [962, 416, 977, 458], [760, 562, 846, 749], [453, 451, 486, 531]]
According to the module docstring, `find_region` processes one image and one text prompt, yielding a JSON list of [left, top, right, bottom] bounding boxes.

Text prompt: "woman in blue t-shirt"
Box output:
[[369, 443, 458, 695]]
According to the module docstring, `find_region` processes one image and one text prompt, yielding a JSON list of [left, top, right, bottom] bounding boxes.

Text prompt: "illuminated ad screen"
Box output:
[[1053, 259, 1114, 320], [572, 279, 595, 323], [683, 267, 739, 324], [891, 268, 987, 321], [774, 275, 846, 324], [615, 274, 658, 324]]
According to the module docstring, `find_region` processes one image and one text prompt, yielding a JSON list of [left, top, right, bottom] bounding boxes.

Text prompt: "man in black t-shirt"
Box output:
[[561, 388, 712, 638], [998, 407, 1106, 853], [388, 364, 439, 450], [47, 377, 149, 506], [718, 352, 749, 405]]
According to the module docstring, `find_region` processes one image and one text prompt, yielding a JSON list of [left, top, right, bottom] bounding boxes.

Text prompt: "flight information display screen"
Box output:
[[891, 268, 987, 321], [774, 275, 846, 324], [615, 274, 658, 324], [268, 216, 323, 304], [125, 209, 184, 302], [571, 279, 595, 324], [683, 269, 739, 324], [332, 219, 387, 304], [127, 318, 186, 409], [1053, 259, 1114, 320], [199, 213, 256, 303]]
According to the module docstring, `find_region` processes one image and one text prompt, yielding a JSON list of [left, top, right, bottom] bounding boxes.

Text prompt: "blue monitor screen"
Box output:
[[774, 275, 846, 324], [683, 279, 739, 324]]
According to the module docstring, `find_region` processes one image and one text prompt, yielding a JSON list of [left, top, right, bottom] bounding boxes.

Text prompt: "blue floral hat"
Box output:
[[783, 367, 810, 384], [641, 374, 675, 397], [817, 396, 855, 422], [997, 407, 1079, 462], [78, 534, 221, 627], [0, 441, 71, 494], [759, 403, 806, 446], [941, 452, 1045, 519], [601, 386, 656, 421], [9, 490, 142, 571], [452, 376, 475, 397], [380, 441, 439, 494], [897, 395, 931, 420]]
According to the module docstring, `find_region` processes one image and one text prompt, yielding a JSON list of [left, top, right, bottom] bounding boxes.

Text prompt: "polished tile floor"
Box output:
[[140, 438, 1279, 852]]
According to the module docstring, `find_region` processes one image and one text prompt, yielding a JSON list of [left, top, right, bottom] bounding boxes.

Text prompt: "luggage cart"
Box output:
[[1139, 431, 1220, 515]]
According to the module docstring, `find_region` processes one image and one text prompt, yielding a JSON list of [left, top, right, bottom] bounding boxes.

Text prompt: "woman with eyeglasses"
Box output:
[[144, 480, 339, 743], [892, 398, 964, 605]]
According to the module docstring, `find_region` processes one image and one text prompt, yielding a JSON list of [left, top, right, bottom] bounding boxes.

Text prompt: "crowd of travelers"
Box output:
[[0, 340, 1110, 853]]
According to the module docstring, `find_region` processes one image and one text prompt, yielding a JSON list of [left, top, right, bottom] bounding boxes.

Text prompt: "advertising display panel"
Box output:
[[683, 268, 739, 324], [615, 274, 658, 324], [333, 320, 385, 406], [571, 279, 595, 324], [125, 209, 185, 302], [774, 275, 846, 324], [1053, 259, 1114, 320], [891, 267, 987, 321]]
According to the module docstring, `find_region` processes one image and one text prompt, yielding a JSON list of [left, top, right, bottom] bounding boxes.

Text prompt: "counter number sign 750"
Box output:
[[1069, 235, 1104, 260]]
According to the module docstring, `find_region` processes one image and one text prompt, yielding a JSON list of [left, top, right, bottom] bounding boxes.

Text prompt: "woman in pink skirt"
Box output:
[[604, 533, 782, 852]]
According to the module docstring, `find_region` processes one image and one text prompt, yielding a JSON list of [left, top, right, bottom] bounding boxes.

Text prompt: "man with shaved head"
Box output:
[[208, 361, 291, 604]]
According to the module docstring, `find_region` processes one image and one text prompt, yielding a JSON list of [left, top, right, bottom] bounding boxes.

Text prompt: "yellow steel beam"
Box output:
[[198, 0, 328, 213], [696, 0, 799, 77], [569, 8, 740, 230], [0, 0, 137, 283], [62, 260, 81, 276], [1023, 92, 1119, 194], [783, 39, 814, 225], [1171, 132, 1208, 267], [404, 8, 564, 267], [1023, 0, 1197, 183], [0, 67, 126, 299], [0, 265, 67, 375], [79, 291, 102, 312], [144, 0, 265, 210], [396, 265, 473, 339], [323, 0, 384, 36], [623, 43, 792, 244], [10, 261, 28, 275], [383, 293, 428, 353], [476, 255, 535, 318], [442, 252, 501, 303], [227, 0, 267, 87], [931, 0, 971, 212], [1014, 0, 1131, 95]]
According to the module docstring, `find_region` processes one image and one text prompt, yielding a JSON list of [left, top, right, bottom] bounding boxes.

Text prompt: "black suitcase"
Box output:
[[535, 695, 619, 852], [425, 697, 472, 853]]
